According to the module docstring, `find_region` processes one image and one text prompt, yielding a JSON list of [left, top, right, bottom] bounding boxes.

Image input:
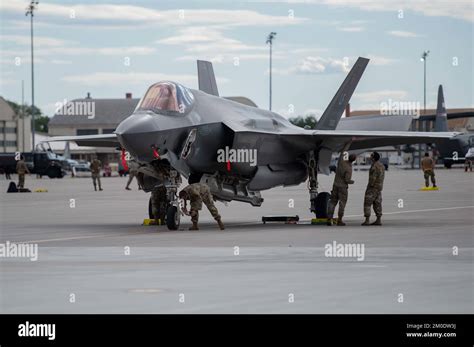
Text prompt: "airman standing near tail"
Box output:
[[421, 152, 437, 187], [179, 182, 225, 230], [327, 144, 356, 226], [90, 157, 103, 191], [361, 151, 385, 226], [16, 155, 30, 189]]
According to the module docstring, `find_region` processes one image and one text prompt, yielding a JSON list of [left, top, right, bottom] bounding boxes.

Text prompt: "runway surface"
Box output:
[[1, 168, 473, 313]]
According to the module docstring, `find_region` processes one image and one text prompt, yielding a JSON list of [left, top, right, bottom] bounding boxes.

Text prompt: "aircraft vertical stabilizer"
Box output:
[[316, 57, 369, 130], [197, 60, 219, 96], [434, 84, 448, 132]]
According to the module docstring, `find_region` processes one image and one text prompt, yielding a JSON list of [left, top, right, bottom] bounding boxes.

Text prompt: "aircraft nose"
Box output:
[[116, 113, 160, 160]]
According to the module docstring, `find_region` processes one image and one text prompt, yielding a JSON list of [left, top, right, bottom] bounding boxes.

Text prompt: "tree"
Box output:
[[289, 114, 318, 129], [34, 115, 49, 133], [5, 99, 48, 132]]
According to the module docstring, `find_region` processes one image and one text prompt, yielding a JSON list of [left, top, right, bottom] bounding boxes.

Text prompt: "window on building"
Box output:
[[102, 128, 115, 134], [4, 127, 17, 133], [77, 129, 99, 136], [1, 140, 17, 147]]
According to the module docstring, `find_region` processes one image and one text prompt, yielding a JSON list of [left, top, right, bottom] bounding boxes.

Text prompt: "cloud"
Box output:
[[353, 90, 409, 103], [1, 39, 157, 58], [158, 26, 265, 53], [274, 56, 350, 75], [158, 26, 277, 63], [0, 35, 74, 47], [337, 26, 365, 32], [61, 72, 229, 87], [387, 30, 421, 38], [365, 54, 398, 66], [262, 0, 473, 22], [51, 59, 73, 65], [1, 1, 307, 27]]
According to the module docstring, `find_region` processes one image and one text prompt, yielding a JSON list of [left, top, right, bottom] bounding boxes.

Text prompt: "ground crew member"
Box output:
[[362, 151, 385, 226], [179, 183, 225, 230], [125, 160, 141, 190], [90, 157, 103, 191], [327, 152, 356, 226], [464, 148, 474, 172], [16, 155, 30, 189], [421, 152, 436, 187]]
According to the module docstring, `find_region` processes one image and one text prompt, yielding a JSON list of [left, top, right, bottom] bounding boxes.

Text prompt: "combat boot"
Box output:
[[361, 217, 370, 226], [326, 218, 333, 226], [93, 184, 97, 191], [216, 218, 225, 230], [371, 217, 382, 226], [336, 218, 346, 226], [189, 222, 199, 230]]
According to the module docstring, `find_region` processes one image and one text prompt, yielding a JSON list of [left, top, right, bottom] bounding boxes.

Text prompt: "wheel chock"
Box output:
[[143, 219, 162, 226], [311, 218, 337, 225], [34, 188, 48, 193], [419, 187, 439, 191], [262, 215, 299, 224]]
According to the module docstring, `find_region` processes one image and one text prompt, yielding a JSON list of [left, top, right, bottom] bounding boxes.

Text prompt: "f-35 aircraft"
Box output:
[[46, 58, 457, 229]]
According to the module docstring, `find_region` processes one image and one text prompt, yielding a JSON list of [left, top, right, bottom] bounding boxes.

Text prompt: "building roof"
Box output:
[[49, 98, 139, 126]]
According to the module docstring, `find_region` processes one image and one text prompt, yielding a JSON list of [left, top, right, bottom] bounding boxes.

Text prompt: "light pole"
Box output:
[[420, 50, 430, 116], [266, 32, 276, 111], [26, 1, 38, 152]]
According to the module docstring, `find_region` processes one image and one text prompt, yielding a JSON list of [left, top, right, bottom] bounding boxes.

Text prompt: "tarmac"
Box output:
[[0, 168, 473, 313]]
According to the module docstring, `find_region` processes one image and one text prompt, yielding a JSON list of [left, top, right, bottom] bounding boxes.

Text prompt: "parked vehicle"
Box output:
[[0, 150, 66, 178]]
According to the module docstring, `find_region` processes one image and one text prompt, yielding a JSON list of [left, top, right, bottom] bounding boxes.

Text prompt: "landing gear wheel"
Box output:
[[166, 206, 180, 230], [188, 172, 202, 184], [315, 192, 330, 219], [47, 166, 62, 178], [148, 197, 154, 219]]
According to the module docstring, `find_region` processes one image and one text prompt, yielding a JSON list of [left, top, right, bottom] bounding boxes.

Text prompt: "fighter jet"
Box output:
[[46, 58, 458, 230]]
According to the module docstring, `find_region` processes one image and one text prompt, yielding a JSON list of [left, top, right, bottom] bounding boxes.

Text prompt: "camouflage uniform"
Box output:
[[90, 159, 102, 191], [16, 159, 29, 188], [150, 186, 167, 223], [182, 183, 221, 224], [126, 160, 141, 190], [363, 161, 385, 218], [421, 156, 436, 187], [327, 157, 354, 220]]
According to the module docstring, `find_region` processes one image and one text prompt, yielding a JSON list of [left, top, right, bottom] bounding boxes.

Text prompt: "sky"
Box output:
[[0, 0, 473, 119]]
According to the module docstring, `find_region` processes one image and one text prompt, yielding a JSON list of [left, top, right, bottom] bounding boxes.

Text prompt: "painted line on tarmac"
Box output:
[[11, 206, 474, 243], [14, 232, 151, 244], [344, 205, 474, 218]]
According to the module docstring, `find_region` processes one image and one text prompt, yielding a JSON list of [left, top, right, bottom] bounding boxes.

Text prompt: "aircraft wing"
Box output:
[[224, 119, 458, 173], [311, 129, 459, 151], [40, 134, 119, 148]]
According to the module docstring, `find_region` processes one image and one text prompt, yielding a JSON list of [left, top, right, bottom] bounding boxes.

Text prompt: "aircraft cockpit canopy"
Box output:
[[137, 82, 194, 115]]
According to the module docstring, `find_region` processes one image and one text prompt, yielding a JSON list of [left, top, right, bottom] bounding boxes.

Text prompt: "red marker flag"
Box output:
[[121, 149, 129, 171]]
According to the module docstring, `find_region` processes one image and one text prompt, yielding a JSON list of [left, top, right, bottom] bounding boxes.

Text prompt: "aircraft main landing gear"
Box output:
[[307, 150, 330, 219]]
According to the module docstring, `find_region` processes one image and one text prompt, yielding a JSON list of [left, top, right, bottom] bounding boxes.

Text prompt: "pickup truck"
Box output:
[[0, 150, 66, 178]]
